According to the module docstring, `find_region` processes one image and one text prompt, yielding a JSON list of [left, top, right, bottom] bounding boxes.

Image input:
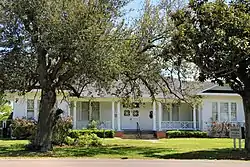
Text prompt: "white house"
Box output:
[[7, 82, 246, 138]]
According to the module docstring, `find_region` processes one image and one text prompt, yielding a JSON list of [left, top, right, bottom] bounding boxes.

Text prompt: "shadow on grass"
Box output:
[[146, 148, 250, 160], [0, 143, 250, 160], [0, 144, 174, 158]]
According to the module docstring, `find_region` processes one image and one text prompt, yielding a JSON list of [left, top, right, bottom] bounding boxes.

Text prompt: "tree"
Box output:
[[0, 94, 12, 121], [0, 0, 194, 152], [162, 0, 250, 151], [0, 0, 132, 151]]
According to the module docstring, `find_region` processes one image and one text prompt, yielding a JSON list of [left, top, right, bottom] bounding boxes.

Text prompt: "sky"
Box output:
[[123, 0, 161, 21]]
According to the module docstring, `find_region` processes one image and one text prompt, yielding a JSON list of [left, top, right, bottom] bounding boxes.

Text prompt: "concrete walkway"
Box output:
[[0, 159, 250, 167]]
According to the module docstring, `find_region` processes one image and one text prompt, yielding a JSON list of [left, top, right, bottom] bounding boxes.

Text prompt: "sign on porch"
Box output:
[[230, 126, 242, 149]]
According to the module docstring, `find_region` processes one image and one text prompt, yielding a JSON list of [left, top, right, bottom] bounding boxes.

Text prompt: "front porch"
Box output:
[[68, 99, 201, 131]]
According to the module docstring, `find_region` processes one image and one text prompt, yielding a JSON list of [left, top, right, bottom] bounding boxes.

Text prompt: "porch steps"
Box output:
[[122, 130, 156, 139]]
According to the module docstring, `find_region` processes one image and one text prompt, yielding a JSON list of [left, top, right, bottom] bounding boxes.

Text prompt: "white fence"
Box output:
[[76, 120, 112, 130], [161, 121, 198, 130]]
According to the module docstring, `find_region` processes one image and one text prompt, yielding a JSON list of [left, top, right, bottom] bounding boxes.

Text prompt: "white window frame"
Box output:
[[27, 99, 35, 120], [211, 101, 238, 122]]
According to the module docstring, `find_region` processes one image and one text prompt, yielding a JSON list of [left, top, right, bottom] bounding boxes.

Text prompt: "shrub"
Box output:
[[167, 130, 208, 138], [52, 116, 73, 145], [10, 118, 37, 140], [207, 122, 231, 138], [68, 129, 114, 139], [87, 120, 98, 129], [77, 133, 103, 147], [65, 136, 75, 146], [11, 116, 73, 145]]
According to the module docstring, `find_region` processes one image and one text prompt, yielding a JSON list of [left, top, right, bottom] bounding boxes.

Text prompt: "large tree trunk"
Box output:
[[242, 95, 250, 152], [32, 88, 57, 152]]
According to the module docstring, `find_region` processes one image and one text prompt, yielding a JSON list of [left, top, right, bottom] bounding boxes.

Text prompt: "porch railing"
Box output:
[[161, 121, 198, 130], [76, 120, 112, 130], [99, 121, 112, 130], [76, 120, 89, 129]]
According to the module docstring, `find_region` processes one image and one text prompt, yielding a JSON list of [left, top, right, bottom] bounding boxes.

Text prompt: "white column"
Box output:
[[25, 99, 28, 118], [89, 101, 92, 120], [67, 102, 71, 116], [158, 102, 162, 131], [198, 105, 201, 130], [112, 101, 115, 130], [170, 104, 172, 121], [229, 102, 231, 122], [153, 101, 156, 131], [117, 101, 121, 131], [73, 101, 77, 129], [193, 105, 196, 130], [34, 99, 38, 120], [218, 102, 221, 122]]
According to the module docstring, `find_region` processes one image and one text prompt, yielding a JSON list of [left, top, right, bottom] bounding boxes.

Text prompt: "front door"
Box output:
[[122, 109, 140, 130]]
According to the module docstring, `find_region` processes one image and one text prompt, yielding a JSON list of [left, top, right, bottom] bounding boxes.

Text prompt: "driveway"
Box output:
[[0, 159, 250, 167]]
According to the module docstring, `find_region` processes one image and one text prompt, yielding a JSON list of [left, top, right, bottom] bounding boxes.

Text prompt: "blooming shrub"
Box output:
[[11, 116, 73, 145], [207, 121, 242, 137], [10, 118, 37, 140]]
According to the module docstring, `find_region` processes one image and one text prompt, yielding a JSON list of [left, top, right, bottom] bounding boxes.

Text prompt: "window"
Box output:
[[92, 102, 100, 120], [172, 104, 179, 121], [220, 102, 229, 121], [37, 100, 41, 111], [27, 99, 34, 119], [212, 102, 218, 121], [162, 104, 170, 121], [212, 102, 237, 122], [124, 110, 130, 116], [132, 110, 139, 117], [76, 102, 89, 121], [69, 101, 74, 118], [231, 102, 237, 121]]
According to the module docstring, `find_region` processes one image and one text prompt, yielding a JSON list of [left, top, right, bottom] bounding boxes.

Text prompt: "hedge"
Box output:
[[167, 130, 208, 138], [68, 129, 115, 138]]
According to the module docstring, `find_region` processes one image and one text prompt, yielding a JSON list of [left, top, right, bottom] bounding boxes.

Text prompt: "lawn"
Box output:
[[0, 138, 249, 160]]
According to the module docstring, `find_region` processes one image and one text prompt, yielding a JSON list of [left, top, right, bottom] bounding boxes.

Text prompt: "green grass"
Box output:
[[0, 138, 249, 160]]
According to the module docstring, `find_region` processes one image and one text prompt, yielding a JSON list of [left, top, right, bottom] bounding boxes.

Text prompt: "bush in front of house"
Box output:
[[65, 133, 103, 147], [68, 129, 115, 139], [87, 120, 99, 129], [65, 136, 75, 146], [51, 116, 73, 145], [11, 116, 73, 145], [207, 122, 231, 138], [77, 133, 103, 147], [10, 118, 37, 140], [167, 130, 208, 138]]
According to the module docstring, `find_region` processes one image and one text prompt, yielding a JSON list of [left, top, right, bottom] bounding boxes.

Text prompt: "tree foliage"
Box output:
[[163, 0, 250, 151], [0, 0, 133, 151], [0, 94, 12, 121], [0, 0, 196, 151]]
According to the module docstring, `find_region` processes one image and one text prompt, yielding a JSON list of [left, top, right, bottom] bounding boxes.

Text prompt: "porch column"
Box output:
[[67, 102, 71, 116], [229, 103, 232, 122], [34, 99, 38, 120], [218, 102, 221, 122], [153, 101, 156, 131], [73, 101, 77, 129], [89, 101, 92, 120], [112, 101, 115, 130], [198, 105, 201, 130], [170, 104, 172, 121], [158, 102, 162, 131], [193, 105, 196, 130], [117, 101, 121, 131]]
